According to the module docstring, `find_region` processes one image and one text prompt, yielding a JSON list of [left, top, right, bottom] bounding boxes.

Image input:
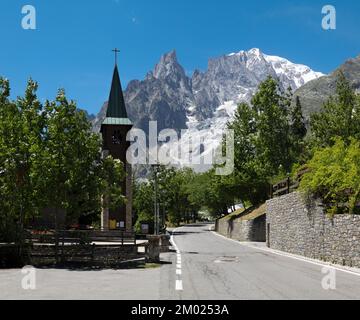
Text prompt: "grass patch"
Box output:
[[220, 204, 267, 222], [221, 208, 246, 220], [239, 204, 267, 221]]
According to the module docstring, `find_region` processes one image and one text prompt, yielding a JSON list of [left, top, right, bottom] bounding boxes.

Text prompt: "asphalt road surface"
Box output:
[[1, 223, 360, 300], [165, 223, 360, 300]]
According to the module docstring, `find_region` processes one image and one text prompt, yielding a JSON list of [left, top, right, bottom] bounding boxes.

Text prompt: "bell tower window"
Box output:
[[112, 130, 122, 145]]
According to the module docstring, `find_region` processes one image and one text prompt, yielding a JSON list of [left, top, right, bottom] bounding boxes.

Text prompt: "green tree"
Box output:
[[227, 102, 269, 206], [219, 77, 302, 209], [133, 181, 154, 233], [298, 73, 360, 217], [185, 170, 235, 218], [252, 77, 292, 177], [300, 138, 360, 215], [0, 79, 46, 242], [229, 103, 256, 174], [43, 89, 125, 227], [290, 96, 308, 162], [0, 78, 21, 241], [0, 79, 126, 242], [291, 96, 307, 141], [311, 72, 360, 147]]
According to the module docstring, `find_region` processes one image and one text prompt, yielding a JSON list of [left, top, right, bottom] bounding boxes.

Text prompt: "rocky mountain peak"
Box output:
[[153, 50, 185, 80], [93, 48, 324, 139]]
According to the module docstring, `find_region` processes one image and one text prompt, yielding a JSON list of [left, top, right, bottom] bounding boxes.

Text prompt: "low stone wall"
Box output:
[[28, 244, 144, 266], [216, 215, 266, 242], [1, 241, 149, 268], [266, 192, 360, 268]]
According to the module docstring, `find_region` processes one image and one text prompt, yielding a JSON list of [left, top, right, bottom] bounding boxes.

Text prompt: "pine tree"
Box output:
[[291, 96, 307, 140], [289, 96, 308, 162]]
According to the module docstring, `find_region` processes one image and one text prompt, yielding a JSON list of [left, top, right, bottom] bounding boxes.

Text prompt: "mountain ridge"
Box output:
[[92, 48, 324, 133], [291, 54, 360, 119]]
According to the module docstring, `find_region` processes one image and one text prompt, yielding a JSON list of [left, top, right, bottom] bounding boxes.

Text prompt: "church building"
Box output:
[[100, 56, 133, 232]]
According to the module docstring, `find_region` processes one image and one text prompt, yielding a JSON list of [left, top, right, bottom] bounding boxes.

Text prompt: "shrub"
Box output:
[[299, 138, 360, 215]]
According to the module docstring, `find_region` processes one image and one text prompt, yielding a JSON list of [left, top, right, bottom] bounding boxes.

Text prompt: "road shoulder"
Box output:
[[211, 228, 360, 278]]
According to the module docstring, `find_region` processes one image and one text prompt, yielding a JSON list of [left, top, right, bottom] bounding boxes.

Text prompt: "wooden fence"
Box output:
[[270, 168, 309, 198], [30, 230, 136, 245], [27, 230, 139, 264]]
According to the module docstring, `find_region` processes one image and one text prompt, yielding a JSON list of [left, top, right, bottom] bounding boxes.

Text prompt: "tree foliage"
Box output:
[[252, 78, 293, 176], [219, 77, 300, 210], [299, 73, 360, 215], [289, 96, 308, 162], [133, 167, 203, 229], [0, 78, 125, 241], [300, 138, 360, 216], [310, 71, 360, 147]]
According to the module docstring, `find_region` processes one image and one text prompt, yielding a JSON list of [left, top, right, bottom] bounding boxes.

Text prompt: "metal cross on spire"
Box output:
[[112, 48, 120, 65]]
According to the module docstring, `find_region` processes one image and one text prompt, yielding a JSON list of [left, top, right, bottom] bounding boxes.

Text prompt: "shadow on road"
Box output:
[[179, 223, 213, 228], [172, 231, 202, 236], [33, 259, 172, 272]]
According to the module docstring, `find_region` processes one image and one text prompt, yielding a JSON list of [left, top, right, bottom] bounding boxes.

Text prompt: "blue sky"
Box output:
[[1, 0, 360, 115]]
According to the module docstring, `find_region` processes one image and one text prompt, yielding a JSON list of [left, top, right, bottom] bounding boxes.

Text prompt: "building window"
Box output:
[[112, 130, 121, 145]]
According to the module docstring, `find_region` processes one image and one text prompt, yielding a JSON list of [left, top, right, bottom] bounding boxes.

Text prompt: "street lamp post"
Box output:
[[153, 164, 160, 235]]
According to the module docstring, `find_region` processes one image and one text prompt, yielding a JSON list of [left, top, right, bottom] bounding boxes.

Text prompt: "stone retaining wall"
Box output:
[[266, 192, 360, 268], [216, 215, 266, 242]]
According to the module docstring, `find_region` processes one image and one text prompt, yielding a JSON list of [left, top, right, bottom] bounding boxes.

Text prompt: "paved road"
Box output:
[[0, 264, 163, 300], [164, 223, 360, 300], [1, 223, 360, 299]]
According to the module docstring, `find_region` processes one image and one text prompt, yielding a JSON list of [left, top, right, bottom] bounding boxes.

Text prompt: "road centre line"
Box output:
[[176, 280, 183, 291], [170, 227, 184, 291]]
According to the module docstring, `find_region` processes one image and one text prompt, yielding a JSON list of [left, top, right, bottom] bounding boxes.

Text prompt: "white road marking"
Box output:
[[211, 229, 360, 278], [171, 227, 184, 291], [176, 280, 183, 291]]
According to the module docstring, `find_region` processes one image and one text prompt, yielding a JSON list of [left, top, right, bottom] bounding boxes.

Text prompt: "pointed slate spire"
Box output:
[[107, 65, 127, 118], [102, 65, 132, 126]]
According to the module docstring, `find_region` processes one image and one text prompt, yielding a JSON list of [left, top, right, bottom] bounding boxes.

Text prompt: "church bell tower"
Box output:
[[101, 50, 133, 232]]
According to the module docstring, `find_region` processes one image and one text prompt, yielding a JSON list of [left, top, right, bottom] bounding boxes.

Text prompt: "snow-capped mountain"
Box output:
[[263, 53, 324, 89], [92, 48, 324, 170], [93, 48, 324, 133], [190, 48, 324, 122]]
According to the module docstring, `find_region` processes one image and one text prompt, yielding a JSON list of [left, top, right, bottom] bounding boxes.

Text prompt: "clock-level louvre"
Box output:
[[100, 62, 133, 232]]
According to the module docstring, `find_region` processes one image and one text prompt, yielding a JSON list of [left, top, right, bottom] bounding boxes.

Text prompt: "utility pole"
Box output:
[[153, 164, 160, 235]]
